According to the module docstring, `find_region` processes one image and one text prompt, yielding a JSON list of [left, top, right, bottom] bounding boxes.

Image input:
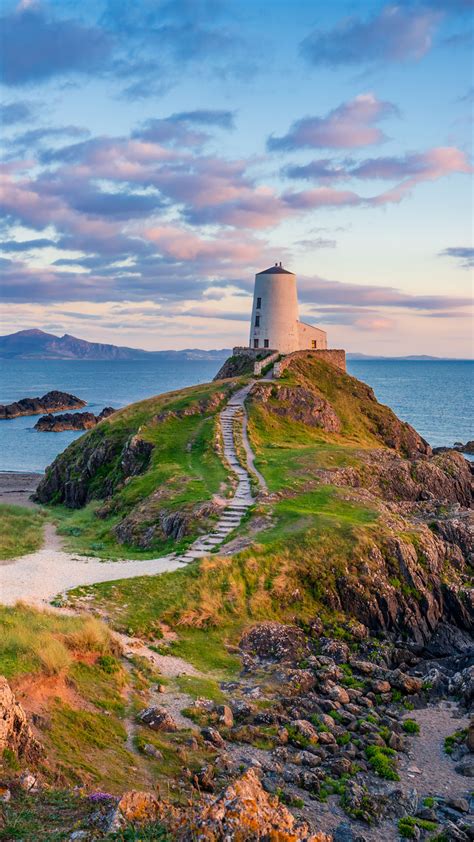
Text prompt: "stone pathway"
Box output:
[[173, 381, 264, 564]]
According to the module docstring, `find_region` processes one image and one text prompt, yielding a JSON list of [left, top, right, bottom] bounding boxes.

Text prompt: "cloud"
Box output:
[[133, 110, 234, 148], [297, 274, 472, 310], [268, 95, 397, 151], [439, 246, 474, 268], [1, 238, 56, 251], [0, 101, 35, 125], [0, 6, 113, 85], [283, 187, 363, 210], [300, 5, 442, 68]]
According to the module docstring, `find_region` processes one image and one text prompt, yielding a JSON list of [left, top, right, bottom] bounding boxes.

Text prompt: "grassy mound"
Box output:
[[36, 378, 242, 557], [0, 504, 46, 560]]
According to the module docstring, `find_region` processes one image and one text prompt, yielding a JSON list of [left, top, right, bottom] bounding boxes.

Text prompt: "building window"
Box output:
[[256, 297, 261, 309], [264, 339, 269, 348], [254, 339, 259, 348], [311, 340, 317, 349], [255, 315, 260, 327]]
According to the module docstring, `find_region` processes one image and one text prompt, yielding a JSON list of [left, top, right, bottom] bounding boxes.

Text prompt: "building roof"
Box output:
[[256, 263, 294, 275]]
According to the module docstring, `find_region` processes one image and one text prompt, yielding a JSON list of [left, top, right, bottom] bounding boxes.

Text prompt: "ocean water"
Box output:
[[0, 358, 472, 473]]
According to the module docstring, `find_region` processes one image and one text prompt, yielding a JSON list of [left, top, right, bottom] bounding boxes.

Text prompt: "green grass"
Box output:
[[175, 673, 226, 702], [398, 816, 438, 838], [365, 745, 399, 780], [0, 790, 96, 841], [0, 504, 46, 560]]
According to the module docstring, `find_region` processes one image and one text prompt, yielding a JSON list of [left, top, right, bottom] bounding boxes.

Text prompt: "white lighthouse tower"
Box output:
[[249, 262, 327, 354]]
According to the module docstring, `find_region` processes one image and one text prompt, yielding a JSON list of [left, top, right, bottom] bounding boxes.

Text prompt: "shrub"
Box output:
[[365, 745, 399, 780], [403, 719, 420, 734], [398, 816, 437, 838]]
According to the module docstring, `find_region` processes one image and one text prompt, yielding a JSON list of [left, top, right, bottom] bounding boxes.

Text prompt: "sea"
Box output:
[[0, 358, 472, 474]]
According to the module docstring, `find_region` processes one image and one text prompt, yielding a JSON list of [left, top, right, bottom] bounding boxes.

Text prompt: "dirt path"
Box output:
[[398, 704, 471, 798]]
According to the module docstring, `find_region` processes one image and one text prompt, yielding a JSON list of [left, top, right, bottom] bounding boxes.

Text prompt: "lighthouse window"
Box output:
[[255, 315, 260, 327], [311, 340, 317, 349], [264, 339, 269, 348], [256, 297, 261, 309], [254, 339, 259, 348]]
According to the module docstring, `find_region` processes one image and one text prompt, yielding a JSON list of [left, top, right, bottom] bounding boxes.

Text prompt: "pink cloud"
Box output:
[[372, 146, 472, 203], [144, 225, 267, 265], [268, 94, 397, 151], [283, 186, 363, 210]]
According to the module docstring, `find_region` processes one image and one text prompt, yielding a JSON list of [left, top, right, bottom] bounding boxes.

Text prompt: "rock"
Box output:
[[467, 719, 474, 752], [447, 797, 470, 813], [239, 621, 310, 665], [334, 822, 367, 842], [120, 434, 154, 477], [0, 390, 86, 419], [107, 790, 176, 832], [0, 676, 43, 761], [455, 756, 474, 777], [142, 743, 164, 760], [290, 720, 319, 745], [35, 410, 114, 432], [194, 764, 216, 792], [69, 832, 89, 841], [201, 727, 225, 748], [320, 639, 350, 663], [188, 768, 330, 841], [138, 706, 178, 732], [18, 772, 39, 792], [388, 670, 423, 695], [326, 685, 350, 705], [216, 704, 233, 728]]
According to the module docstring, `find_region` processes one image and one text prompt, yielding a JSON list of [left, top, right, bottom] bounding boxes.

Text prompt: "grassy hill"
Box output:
[[35, 355, 471, 670]]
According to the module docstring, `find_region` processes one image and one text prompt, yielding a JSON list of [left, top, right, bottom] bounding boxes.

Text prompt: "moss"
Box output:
[[444, 728, 467, 755], [398, 816, 438, 838]]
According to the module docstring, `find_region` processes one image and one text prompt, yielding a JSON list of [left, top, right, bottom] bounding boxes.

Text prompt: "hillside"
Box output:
[[0, 329, 230, 361], [3, 355, 473, 839]]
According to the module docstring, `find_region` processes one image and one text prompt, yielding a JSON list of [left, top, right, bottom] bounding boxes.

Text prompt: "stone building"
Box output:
[[248, 263, 327, 354]]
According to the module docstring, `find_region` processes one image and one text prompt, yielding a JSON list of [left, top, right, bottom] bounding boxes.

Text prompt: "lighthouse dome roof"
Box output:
[[257, 263, 294, 275]]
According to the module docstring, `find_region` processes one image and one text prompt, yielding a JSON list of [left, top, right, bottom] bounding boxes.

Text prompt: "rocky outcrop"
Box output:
[[434, 440, 474, 455], [120, 434, 154, 476], [34, 407, 115, 432], [114, 497, 219, 548], [252, 383, 341, 432], [186, 769, 330, 841], [0, 390, 86, 419], [138, 706, 178, 732], [0, 676, 42, 762]]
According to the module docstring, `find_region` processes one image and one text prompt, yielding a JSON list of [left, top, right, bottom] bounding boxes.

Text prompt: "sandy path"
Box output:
[[0, 524, 182, 607]]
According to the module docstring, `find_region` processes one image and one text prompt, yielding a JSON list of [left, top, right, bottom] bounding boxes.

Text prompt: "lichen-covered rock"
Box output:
[[120, 434, 154, 477], [185, 769, 331, 841], [240, 622, 310, 666], [107, 790, 178, 832], [0, 676, 43, 762]]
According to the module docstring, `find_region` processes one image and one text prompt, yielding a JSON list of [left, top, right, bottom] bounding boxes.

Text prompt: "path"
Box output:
[[1, 382, 263, 605]]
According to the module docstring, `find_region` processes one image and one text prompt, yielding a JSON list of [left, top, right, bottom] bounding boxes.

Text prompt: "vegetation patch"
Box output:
[[0, 504, 46, 560], [365, 744, 399, 780]]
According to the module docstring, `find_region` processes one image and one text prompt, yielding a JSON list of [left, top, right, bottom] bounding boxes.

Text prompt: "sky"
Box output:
[[0, 0, 473, 356]]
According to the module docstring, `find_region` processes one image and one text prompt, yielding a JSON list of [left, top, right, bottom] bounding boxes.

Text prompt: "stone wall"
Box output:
[[254, 351, 280, 375], [274, 349, 346, 377]]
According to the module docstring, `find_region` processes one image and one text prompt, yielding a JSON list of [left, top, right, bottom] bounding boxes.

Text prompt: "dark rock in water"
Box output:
[[0, 390, 86, 419], [434, 441, 474, 455], [34, 406, 115, 432]]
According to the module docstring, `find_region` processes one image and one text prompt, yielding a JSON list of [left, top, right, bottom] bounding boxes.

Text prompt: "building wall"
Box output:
[[274, 349, 346, 377], [249, 271, 300, 354], [297, 321, 327, 350]]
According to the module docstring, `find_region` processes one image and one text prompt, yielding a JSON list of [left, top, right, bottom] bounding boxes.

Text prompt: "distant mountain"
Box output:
[[0, 330, 231, 361], [347, 352, 447, 361]]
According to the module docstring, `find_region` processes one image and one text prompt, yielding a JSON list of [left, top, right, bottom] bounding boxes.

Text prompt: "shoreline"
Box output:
[[0, 471, 43, 508]]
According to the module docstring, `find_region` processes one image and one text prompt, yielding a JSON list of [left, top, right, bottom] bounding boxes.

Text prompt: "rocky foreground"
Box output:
[[0, 390, 86, 419]]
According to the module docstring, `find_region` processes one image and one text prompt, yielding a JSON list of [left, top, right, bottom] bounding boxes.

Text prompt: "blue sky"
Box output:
[[0, 0, 472, 355]]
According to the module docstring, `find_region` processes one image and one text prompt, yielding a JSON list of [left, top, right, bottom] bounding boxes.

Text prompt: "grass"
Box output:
[[175, 674, 226, 702], [0, 790, 96, 841], [398, 816, 438, 838], [365, 745, 399, 780], [0, 605, 113, 679], [403, 718, 420, 734], [0, 504, 46, 560]]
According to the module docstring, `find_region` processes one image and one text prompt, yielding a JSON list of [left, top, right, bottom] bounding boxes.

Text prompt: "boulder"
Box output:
[[455, 756, 474, 777], [138, 706, 178, 732], [107, 790, 177, 832], [239, 622, 310, 665], [0, 676, 42, 761]]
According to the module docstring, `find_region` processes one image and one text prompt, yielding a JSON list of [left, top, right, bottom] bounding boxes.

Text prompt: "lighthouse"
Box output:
[[249, 263, 327, 354]]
